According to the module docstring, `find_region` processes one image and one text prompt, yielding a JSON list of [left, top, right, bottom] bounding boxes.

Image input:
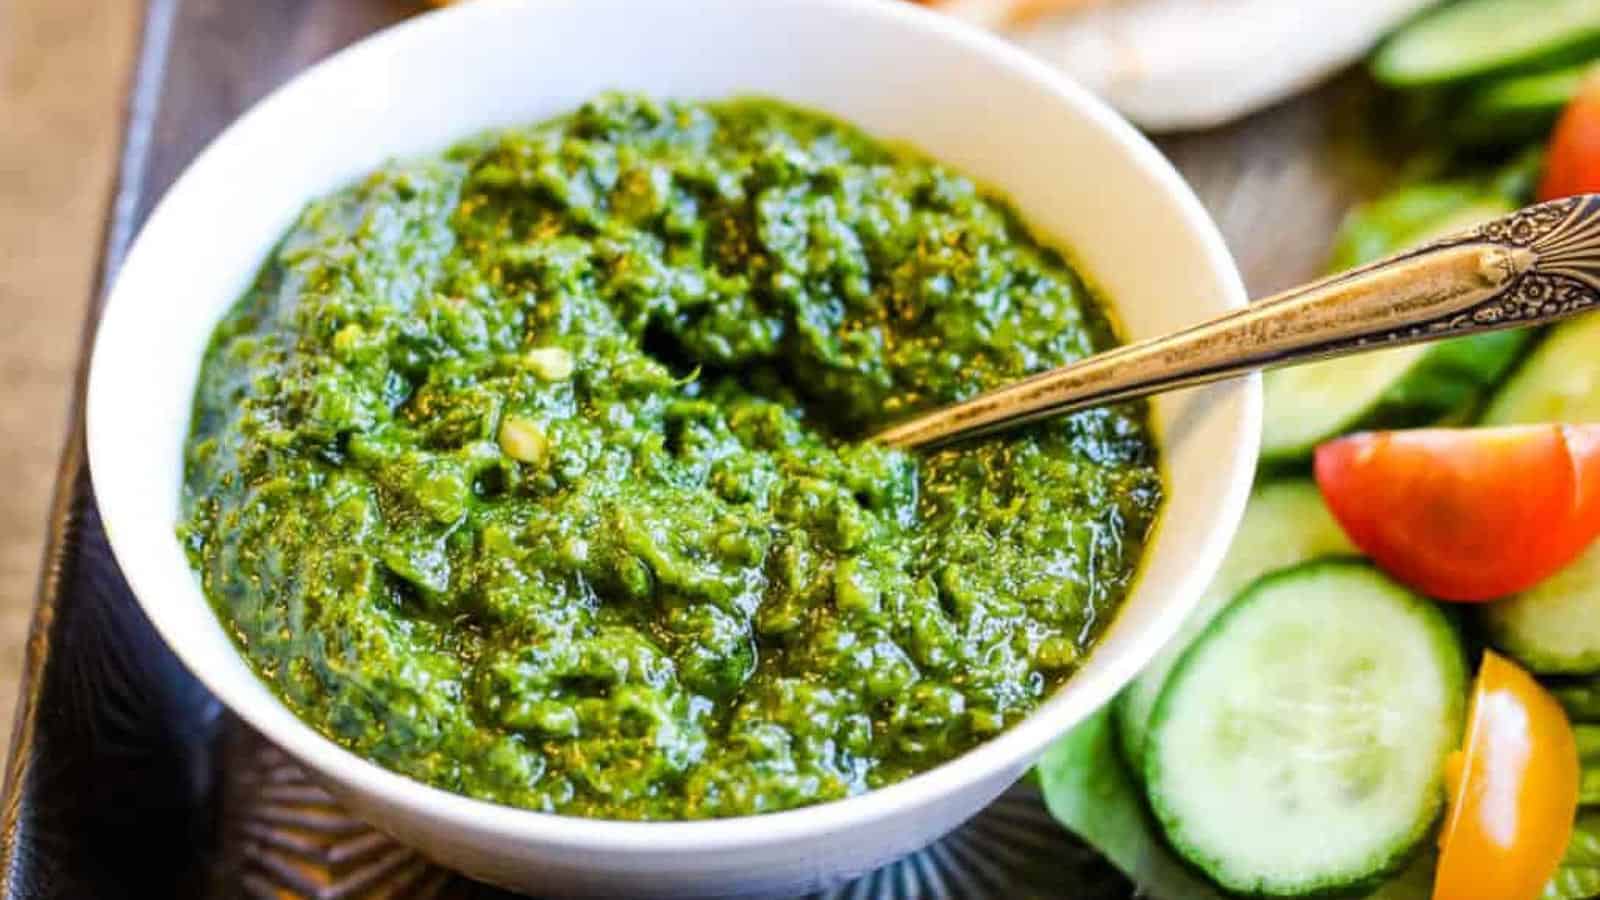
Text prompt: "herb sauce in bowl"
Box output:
[[180, 94, 1162, 821]]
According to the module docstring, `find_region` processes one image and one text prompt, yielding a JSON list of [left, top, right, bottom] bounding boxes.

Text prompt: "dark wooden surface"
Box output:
[[0, 1, 1373, 898]]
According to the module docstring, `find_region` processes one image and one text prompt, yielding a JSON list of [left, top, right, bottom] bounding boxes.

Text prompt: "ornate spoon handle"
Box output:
[[875, 194, 1600, 450]]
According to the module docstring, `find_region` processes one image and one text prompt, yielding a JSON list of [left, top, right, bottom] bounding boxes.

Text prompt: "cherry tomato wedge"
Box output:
[[1539, 67, 1600, 201], [1314, 425, 1600, 601], [1434, 651, 1579, 900]]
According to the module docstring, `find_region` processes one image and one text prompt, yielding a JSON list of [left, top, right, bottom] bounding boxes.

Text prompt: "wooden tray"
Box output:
[[0, 1, 1365, 896]]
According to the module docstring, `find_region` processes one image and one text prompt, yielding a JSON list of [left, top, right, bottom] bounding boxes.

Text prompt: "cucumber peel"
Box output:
[[1373, 0, 1600, 87]]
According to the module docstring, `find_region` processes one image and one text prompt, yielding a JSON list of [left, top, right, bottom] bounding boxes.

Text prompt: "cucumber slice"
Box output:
[[1483, 314, 1600, 424], [1263, 345, 1431, 463], [1114, 480, 1354, 770], [1373, 0, 1600, 88], [1484, 541, 1600, 675], [1262, 201, 1530, 464], [1147, 561, 1468, 897], [1262, 329, 1531, 464]]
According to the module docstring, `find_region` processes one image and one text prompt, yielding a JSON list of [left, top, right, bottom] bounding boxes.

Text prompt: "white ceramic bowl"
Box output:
[[86, 0, 1259, 896]]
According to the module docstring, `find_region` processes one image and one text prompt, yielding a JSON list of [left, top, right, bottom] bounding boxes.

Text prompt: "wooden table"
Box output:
[[0, 2, 1367, 897]]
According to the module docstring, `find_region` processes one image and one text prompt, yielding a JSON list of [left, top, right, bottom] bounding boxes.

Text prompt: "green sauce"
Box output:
[[181, 94, 1162, 820]]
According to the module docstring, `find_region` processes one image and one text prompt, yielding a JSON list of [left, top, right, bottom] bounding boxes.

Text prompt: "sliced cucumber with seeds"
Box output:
[[1483, 313, 1600, 424], [1263, 201, 1530, 464], [1485, 541, 1600, 675], [1147, 561, 1467, 897], [1373, 0, 1600, 87], [1263, 327, 1530, 464], [1264, 344, 1434, 463], [1114, 480, 1353, 772]]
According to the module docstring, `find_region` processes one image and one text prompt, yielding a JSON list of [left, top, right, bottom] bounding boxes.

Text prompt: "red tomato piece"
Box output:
[[1539, 68, 1600, 201], [1314, 425, 1600, 601]]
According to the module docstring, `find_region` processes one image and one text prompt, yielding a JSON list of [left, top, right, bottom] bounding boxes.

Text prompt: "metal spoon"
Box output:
[[874, 194, 1600, 450]]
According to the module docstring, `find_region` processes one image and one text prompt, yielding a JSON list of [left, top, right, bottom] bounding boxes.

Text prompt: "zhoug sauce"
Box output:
[[180, 94, 1162, 820]]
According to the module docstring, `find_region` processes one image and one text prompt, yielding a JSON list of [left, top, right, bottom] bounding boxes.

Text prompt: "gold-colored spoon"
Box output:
[[874, 194, 1600, 450]]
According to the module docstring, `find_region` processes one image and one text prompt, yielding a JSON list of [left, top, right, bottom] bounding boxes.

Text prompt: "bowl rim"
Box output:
[[86, 0, 1259, 855]]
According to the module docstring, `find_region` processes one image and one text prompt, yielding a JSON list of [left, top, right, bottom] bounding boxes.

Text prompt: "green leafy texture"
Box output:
[[1327, 184, 1501, 271], [1581, 725, 1600, 767], [1038, 709, 1239, 900], [1454, 63, 1594, 147], [1326, 156, 1539, 271], [1544, 681, 1600, 898], [1037, 708, 1435, 900], [1559, 684, 1600, 723], [1546, 815, 1600, 900]]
